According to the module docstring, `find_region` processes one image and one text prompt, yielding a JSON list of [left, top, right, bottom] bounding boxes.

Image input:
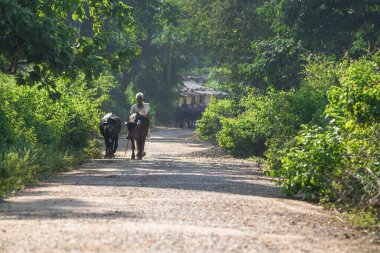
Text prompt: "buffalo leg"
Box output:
[[110, 139, 115, 158], [141, 137, 146, 158], [136, 137, 142, 160], [131, 139, 136, 160], [113, 137, 119, 156], [104, 138, 111, 158]]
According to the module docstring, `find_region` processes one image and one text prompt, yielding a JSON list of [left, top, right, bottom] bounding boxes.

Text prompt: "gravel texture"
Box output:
[[0, 127, 379, 253]]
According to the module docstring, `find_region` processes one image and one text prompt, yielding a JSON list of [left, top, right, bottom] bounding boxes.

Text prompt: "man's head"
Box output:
[[136, 92, 144, 104]]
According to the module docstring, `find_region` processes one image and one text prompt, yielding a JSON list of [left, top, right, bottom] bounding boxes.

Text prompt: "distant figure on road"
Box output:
[[181, 99, 189, 110], [198, 103, 205, 112]]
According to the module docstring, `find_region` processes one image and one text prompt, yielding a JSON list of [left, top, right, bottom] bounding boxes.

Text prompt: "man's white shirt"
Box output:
[[130, 103, 150, 115]]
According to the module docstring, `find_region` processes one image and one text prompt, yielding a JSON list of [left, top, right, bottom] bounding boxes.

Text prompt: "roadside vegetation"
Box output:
[[191, 1, 380, 228], [0, 72, 114, 195], [0, 0, 184, 196]]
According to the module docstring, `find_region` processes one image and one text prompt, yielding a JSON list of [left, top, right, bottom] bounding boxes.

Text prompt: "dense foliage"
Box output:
[[0, 72, 115, 196], [273, 55, 380, 207], [198, 54, 380, 215], [0, 0, 194, 196], [117, 0, 191, 122], [278, 0, 380, 56], [0, 0, 136, 82], [191, 0, 380, 221]]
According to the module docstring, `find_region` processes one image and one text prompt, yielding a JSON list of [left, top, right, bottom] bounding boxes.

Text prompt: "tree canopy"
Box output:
[[0, 0, 136, 84], [278, 0, 380, 56]]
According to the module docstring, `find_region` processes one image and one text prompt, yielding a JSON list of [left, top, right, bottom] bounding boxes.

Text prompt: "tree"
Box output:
[[277, 0, 380, 56], [118, 0, 191, 122], [0, 0, 136, 85], [181, 0, 271, 67], [240, 37, 305, 90]]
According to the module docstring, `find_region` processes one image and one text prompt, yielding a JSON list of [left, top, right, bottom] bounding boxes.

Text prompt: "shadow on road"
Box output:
[[0, 128, 282, 221], [53, 158, 281, 198], [0, 197, 138, 220]]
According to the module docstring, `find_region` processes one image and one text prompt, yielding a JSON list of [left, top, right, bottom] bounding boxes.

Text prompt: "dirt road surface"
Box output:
[[0, 127, 379, 253]]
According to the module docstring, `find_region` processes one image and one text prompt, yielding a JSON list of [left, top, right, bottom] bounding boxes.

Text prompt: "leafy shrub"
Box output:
[[327, 56, 380, 124], [327, 55, 380, 207], [214, 82, 328, 158], [0, 148, 39, 194], [268, 54, 380, 210], [266, 56, 334, 169], [0, 72, 111, 197], [216, 90, 293, 157], [1, 79, 41, 147], [196, 98, 239, 141], [217, 110, 266, 157], [52, 74, 110, 151], [273, 125, 345, 200]]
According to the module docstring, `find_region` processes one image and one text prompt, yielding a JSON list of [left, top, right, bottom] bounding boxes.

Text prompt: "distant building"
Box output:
[[178, 78, 228, 108]]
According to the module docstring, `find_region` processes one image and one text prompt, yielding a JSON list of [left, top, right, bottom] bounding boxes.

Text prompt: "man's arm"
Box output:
[[130, 104, 136, 114]]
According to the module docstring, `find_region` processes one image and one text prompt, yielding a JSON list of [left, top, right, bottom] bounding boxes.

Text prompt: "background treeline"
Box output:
[[187, 0, 380, 224]]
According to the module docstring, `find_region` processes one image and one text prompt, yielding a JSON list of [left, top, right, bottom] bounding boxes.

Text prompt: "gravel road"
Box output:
[[0, 127, 378, 253]]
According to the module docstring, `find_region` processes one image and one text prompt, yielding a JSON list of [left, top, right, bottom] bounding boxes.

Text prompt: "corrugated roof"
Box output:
[[181, 80, 228, 97]]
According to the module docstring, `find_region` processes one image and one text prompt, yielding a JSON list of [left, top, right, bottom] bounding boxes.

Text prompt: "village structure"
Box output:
[[178, 76, 228, 109]]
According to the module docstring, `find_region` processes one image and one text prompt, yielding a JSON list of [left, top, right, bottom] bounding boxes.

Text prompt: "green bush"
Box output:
[[266, 56, 334, 170], [0, 145, 83, 196], [268, 54, 380, 210], [0, 72, 111, 197], [0, 75, 38, 162], [216, 90, 293, 157], [327, 56, 380, 124], [0, 148, 39, 194], [214, 82, 328, 158], [273, 125, 345, 200], [217, 110, 266, 156], [196, 98, 239, 141]]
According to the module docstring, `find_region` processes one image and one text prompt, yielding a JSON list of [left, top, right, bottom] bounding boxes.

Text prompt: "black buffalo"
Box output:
[[175, 106, 205, 128], [125, 112, 149, 160], [100, 113, 121, 158], [175, 107, 186, 128]]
